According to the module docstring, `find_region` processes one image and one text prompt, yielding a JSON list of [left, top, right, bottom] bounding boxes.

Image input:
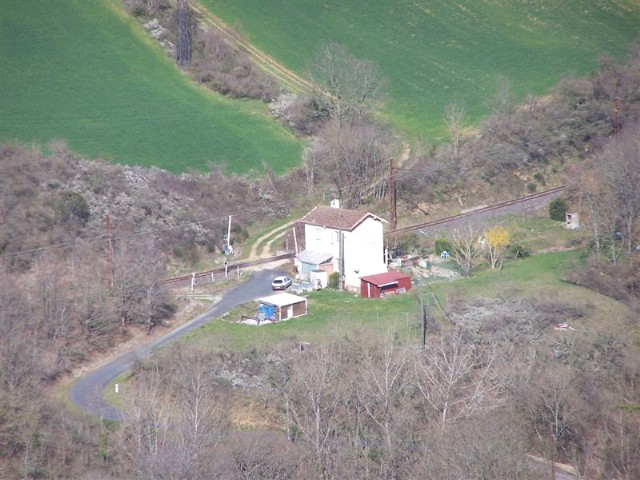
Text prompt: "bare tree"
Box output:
[[414, 329, 506, 433], [112, 235, 169, 328], [120, 365, 173, 479], [444, 100, 468, 160], [355, 335, 415, 478], [176, 0, 194, 66], [224, 431, 303, 479], [34, 254, 69, 343], [599, 124, 640, 262], [449, 225, 483, 277], [309, 44, 386, 123], [572, 122, 640, 266], [414, 411, 533, 480], [308, 119, 395, 208], [121, 347, 230, 479], [270, 342, 348, 480]]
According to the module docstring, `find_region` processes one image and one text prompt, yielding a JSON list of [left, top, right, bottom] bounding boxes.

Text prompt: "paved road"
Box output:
[[70, 267, 287, 421]]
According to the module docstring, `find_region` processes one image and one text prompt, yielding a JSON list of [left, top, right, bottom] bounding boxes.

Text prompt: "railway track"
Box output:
[[161, 252, 294, 285], [386, 186, 566, 237], [162, 187, 564, 284]]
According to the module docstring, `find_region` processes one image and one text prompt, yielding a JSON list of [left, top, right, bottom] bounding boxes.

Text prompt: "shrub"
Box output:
[[507, 243, 530, 259], [533, 172, 546, 186], [56, 191, 90, 226], [549, 197, 568, 222], [435, 238, 452, 255], [328, 272, 340, 289]]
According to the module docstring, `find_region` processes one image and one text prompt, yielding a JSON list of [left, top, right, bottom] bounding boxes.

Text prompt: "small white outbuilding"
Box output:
[[256, 292, 308, 323]]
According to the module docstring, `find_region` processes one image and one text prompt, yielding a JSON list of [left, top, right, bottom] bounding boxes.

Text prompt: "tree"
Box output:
[[269, 342, 348, 479], [414, 329, 506, 433], [549, 197, 569, 222], [308, 119, 394, 208], [175, 0, 194, 66], [120, 346, 230, 479], [444, 100, 468, 160], [599, 125, 640, 261], [112, 235, 170, 328], [355, 336, 414, 478], [484, 225, 511, 270], [449, 226, 483, 277], [572, 123, 640, 266], [309, 44, 386, 123]]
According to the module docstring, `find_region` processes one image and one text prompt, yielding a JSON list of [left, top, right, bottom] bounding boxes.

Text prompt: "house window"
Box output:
[[332, 230, 339, 244], [316, 227, 322, 241]]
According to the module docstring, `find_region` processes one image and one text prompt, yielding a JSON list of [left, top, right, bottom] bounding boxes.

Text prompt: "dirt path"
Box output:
[[190, 2, 316, 95], [249, 220, 297, 259], [397, 142, 411, 167]]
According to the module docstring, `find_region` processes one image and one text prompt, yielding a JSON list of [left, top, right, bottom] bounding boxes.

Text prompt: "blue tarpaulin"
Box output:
[[258, 304, 276, 320]]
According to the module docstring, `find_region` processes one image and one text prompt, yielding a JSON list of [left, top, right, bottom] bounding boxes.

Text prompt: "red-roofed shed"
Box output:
[[360, 271, 412, 298]]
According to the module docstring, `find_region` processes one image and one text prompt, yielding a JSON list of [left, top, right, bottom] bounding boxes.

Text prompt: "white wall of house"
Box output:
[[304, 224, 341, 259], [303, 215, 386, 291], [343, 217, 387, 289]]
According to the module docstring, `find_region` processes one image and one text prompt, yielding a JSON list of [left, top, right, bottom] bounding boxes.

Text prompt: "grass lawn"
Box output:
[[204, 0, 640, 140], [182, 248, 632, 352], [495, 213, 591, 253], [185, 287, 419, 350], [0, 0, 302, 174]]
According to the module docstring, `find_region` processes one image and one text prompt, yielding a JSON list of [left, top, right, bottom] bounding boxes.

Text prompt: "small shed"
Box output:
[[565, 212, 580, 230], [257, 292, 308, 322], [297, 250, 334, 282], [360, 271, 412, 298]]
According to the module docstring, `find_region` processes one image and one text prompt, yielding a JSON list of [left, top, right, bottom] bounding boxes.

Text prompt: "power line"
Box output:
[[0, 202, 292, 260], [1, 110, 632, 260]]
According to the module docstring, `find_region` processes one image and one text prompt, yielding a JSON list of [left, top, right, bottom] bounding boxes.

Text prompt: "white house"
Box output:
[[297, 201, 388, 291]]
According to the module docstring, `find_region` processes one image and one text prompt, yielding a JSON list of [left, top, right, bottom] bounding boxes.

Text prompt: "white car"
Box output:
[[271, 275, 292, 290]]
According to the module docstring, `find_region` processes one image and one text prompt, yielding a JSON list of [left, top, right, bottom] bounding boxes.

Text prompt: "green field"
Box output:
[[2, 1, 637, 173], [204, 0, 640, 139], [0, 0, 302, 174]]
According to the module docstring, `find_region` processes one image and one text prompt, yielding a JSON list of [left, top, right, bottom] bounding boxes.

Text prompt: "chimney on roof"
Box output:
[[330, 198, 340, 209]]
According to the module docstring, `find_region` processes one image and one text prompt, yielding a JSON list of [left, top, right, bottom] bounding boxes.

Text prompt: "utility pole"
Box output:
[[338, 227, 344, 291], [419, 278, 427, 348], [106, 213, 114, 290], [614, 97, 620, 137], [549, 424, 556, 480], [420, 291, 427, 348], [389, 158, 397, 231]]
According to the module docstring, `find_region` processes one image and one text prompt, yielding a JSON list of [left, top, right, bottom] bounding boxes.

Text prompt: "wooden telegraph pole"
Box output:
[[106, 213, 114, 290], [389, 158, 397, 231], [614, 97, 620, 137]]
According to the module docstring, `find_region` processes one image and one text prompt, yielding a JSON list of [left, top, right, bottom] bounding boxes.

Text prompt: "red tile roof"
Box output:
[[360, 271, 411, 286], [300, 206, 386, 231]]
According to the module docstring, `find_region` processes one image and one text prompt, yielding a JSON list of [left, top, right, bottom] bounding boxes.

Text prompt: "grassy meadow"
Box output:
[[182, 248, 632, 353], [204, 0, 640, 139], [0, 0, 302, 174]]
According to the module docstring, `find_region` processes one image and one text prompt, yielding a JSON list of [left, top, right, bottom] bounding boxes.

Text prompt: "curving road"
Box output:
[[70, 267, 287, 421]]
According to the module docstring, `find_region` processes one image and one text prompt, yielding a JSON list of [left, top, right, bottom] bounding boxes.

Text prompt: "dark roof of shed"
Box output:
[[360, 271, 411, 286], [299, 206, 386, 231]]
